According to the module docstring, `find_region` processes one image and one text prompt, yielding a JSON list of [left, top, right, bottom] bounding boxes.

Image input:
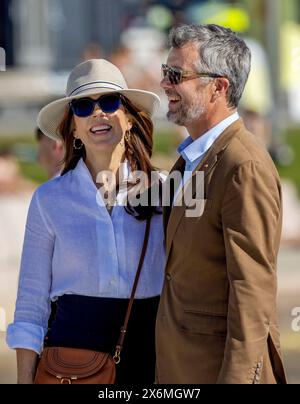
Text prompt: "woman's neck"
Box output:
[[84, 146, 125, 187]]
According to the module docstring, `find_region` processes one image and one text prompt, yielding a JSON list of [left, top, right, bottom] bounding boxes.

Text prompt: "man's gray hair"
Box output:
[[169, 24, 251, 108]]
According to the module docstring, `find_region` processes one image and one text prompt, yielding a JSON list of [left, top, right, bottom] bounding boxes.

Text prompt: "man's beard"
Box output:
[[167, 99, 205, 127]]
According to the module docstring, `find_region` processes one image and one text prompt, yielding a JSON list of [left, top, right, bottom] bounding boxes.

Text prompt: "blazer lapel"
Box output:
[[165, 119, 245, 262], [163, 156, 185, 235]]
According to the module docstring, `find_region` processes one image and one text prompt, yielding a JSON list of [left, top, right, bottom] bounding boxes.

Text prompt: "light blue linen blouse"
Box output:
[[6, 158, 165, 354]]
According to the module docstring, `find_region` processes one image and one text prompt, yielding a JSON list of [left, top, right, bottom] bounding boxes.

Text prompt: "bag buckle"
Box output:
[[113, 348, 121, 364], [56, 375, 77, 384]]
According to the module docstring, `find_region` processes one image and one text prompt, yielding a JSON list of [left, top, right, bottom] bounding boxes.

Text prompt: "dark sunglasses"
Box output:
[[70, 93, 123, 117], [161, 64, 224, 85]]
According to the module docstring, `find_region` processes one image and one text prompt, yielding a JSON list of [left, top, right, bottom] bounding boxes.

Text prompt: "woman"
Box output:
[[6, 59, 165, 384]]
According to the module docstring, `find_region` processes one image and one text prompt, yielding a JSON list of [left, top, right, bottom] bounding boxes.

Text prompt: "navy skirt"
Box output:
[[45, 294, 160, 384]]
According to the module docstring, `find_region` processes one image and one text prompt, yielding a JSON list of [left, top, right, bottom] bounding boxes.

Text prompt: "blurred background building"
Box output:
[[0, 0, 299, 383], [0, 0, 299, 144]]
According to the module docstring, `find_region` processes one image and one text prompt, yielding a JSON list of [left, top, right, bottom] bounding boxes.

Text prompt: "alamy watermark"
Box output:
[[95, 165, 206, 218], [0, 47, 6, 71], [291, 307, 300, 332]]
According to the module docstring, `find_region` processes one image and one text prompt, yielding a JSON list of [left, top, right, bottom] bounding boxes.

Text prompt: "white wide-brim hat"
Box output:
[[37, 59, 161, 140]]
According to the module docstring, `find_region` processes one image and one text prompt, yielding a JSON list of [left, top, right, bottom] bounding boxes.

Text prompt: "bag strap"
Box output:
[[113, 217, 151, 364]]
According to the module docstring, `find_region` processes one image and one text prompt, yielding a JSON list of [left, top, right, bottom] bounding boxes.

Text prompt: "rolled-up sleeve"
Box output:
[[6, 189, 54, 354]]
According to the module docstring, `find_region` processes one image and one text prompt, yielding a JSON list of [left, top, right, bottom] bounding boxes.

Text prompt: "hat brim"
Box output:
[[37, 88, 161, 141]]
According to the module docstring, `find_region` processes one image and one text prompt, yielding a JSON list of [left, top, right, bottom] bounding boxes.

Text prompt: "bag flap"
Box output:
[[42, 347, 113, 379]]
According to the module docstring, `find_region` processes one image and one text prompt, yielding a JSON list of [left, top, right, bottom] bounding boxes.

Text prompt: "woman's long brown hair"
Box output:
[[57, 95, 162, 220]]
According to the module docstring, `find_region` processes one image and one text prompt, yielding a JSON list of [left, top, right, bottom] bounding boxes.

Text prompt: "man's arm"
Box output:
[[217, 160, 282, 384]]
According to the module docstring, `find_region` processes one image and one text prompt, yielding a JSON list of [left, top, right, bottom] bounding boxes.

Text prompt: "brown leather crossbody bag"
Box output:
[[34, 218, 151, 384]]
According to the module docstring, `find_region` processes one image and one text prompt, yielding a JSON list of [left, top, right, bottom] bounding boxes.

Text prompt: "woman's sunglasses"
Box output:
[[161, 64, 224, 85], [70, 93, 123, 117]]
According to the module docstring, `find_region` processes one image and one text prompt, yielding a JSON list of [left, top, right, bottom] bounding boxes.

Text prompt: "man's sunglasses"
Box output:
[[70, 93, 123, 117], [161, 64, 224, 85]]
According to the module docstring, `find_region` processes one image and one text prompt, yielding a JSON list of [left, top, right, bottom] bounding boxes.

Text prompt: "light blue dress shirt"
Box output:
[[6, 158, 165, 354], [173, 112, 239, 203]]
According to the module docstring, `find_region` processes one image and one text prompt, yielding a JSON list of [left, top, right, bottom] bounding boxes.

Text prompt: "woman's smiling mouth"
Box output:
[[90, 124, 112, 135]]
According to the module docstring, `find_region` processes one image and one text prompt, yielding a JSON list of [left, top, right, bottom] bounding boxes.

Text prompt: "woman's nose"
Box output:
[[92, 103, 105, 116]]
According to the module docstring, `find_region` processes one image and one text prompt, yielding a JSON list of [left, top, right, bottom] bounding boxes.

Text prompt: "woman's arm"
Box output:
[[6, 189, 54, 377], [16, 349, 38, 384]]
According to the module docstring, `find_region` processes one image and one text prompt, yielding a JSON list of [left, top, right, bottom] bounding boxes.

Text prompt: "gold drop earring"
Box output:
[[124, 130, 131, 143]]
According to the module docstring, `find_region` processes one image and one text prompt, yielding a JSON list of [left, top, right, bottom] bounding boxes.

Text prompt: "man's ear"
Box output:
[[212, 77, 230, 102]]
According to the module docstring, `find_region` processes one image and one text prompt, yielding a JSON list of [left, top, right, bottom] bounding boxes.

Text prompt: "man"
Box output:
[[156, 24, 287, 384], [35, 127, 64, 178]]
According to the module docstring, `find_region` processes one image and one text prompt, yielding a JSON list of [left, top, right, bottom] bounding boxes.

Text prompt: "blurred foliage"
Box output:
[[0, 130, 181, 184], [18, 161, 48, 184], [0, 134, 47, 184], [1, 128, 300, 192], [153, 129, 181, 155], [0, 134, 35, 152]]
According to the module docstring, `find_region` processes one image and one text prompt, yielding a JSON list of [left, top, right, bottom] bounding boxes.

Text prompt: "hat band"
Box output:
[[69, 81, 125, 97]]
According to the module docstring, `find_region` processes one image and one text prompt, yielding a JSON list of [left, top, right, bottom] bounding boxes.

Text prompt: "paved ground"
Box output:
[[0, 194, 299, 384]]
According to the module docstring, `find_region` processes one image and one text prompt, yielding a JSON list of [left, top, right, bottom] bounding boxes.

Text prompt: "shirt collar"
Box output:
[[177, 112, 239, 164]]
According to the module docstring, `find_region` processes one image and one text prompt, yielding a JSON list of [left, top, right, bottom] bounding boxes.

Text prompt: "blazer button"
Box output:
[[166, 273, 172, 281]]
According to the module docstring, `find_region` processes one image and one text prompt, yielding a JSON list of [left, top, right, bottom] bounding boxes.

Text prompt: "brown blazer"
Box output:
[[156, 119, 287, 384]]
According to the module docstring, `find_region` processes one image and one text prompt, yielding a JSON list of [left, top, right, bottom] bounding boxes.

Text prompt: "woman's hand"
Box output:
[[16, 349, 38, 384]]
